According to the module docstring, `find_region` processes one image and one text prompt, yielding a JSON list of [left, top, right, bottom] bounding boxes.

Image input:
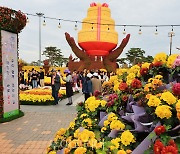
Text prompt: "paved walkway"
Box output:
[[0, 92, 84, 154]]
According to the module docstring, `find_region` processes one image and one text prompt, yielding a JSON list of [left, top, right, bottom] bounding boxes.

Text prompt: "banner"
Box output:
[[1, 30, 19, 118]]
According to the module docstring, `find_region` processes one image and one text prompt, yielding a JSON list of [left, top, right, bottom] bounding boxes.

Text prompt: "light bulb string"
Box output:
[[25, 13, 180, 28]]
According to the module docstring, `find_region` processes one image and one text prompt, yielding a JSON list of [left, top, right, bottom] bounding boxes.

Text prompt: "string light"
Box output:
[[123, 25, 126, 35], [58, 19, 61, 28], [171, 25, 175, 35], [74, 21, 78, 31], [138, 26, 142, 35], [108, 25, 110, 30], [43, 17, 46, 26], [24, 12, 180, 34], [26, 16, 29, 23], [91, 23, 94, 30], [155, 26, 158, 35]]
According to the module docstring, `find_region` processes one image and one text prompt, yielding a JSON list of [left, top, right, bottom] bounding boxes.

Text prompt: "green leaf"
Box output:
[[96, 149, 107, 154], [144, 148, 152, 154], [164, 124, 172, 131], [94, 130, 101, 140], [160, 134, 171, 145], [113, 106, 117, 112]]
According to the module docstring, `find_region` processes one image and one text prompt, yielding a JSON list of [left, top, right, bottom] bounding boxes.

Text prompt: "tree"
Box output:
[[18, 58, 28, 66], [142, 55, 153, 63], [30, 61, 39, 66], [125, 48, 145, 65], [42, 46, 64, 66]]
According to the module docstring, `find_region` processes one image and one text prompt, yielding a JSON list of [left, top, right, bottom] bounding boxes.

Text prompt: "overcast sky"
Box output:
[[1, 0, 180, 63]]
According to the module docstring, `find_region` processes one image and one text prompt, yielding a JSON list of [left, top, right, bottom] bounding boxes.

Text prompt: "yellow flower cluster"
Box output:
[[110, 120, 125, 130], [20, 89, 66, 103], [102, 113, 125, 131], [110, 130, 135, 149], [141, 62, 151, 69], [85, 97, 107, 112], [74, 147, 87, 154], [154, 75, 163, 80], [166, 54, 178, 68], [102, 81, 112, 88], [82, 118, 92, 127], [120, 130, 136, 146], [160, 91, 177, 105], [117, 150, 127, 154], [66, 129, 103, 150], [110, 138, 121, 150], [54, 128, 66, 142], [153, 52, 167, 64], [109, 75, 118, 84], [20, 93, 54, 102], [176, 100, 180, 112], [176, 100, 180, 120], [116, 68, 128, 76], [147, 95, 161, 107], [114, 81, 121, 92], [44, 76, 66, 85], [155, 105, 172, 119], [80, 113, 88, 119], [129, 65, 140, 76], [144, 76, 163, 92], [68, 121, 75, 129], [126, 73, 136, 85]]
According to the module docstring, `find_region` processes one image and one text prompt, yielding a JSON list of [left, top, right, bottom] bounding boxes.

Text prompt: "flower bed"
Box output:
[[20, 88, 66, 105], [47, 53, 180, 154], [44, 76, 66, 86]]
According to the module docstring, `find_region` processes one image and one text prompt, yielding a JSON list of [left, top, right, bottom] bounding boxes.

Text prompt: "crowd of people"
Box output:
[[19, 68, 112, 105], [19, 68, 45, 89]]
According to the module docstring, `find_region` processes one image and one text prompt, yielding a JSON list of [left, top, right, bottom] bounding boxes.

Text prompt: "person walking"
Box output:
[[82, 73, 93, 101], [91, 72, 102, 94], [39, 68, 45, 87], [51, 70, 61, 105], [62, 69, 73, 105]]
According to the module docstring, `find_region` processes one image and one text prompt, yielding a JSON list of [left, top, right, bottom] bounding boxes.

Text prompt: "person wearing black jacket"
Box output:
[[51, 70, 61, 105], [82, 73, 93, 101], [39, 68, 45, 87]]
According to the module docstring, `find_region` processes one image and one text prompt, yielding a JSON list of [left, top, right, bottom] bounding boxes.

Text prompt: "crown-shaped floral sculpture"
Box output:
[[65, 3, 130, 72]]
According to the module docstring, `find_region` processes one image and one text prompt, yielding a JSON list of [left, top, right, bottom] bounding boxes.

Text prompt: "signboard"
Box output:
[[1, 30, 19, 118]]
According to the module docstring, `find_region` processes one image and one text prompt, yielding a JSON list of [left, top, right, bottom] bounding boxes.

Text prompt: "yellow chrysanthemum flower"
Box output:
[[82, 118, 92, 127], [104, 120, 110, 127], [141, 62, 151, 69], [100, 100, 107, 107], [101, 127, 107, 132], [74, 147, 87, 154], [120, 130, 136, 146], [110, 120, 125, 130], [155, 105, 172, 119], [69, 122, 75, 129], [160, 91, 177, 105], [56, 128, 66, 136], [176, 100, 180, 112], [153, 52, 167, 64], [80, 113, 88, 118], [107, 113, 117, 122], [167, 54, 178, 68], [117, 150, 127, 154], [147, 95, 161, 107]]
